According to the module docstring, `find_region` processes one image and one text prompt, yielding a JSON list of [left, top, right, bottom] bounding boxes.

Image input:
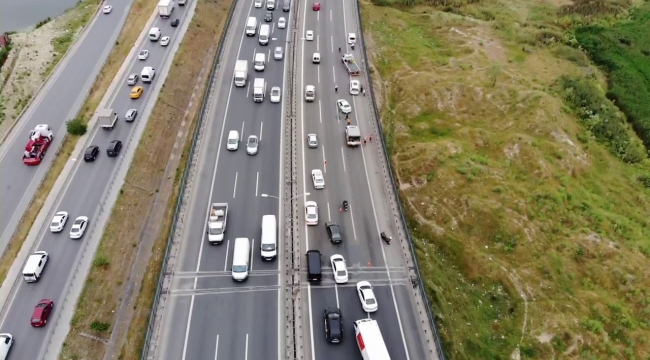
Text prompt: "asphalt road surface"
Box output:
[[0, 7, 192, 359], [156, 0, 289, 359], [296, 0, 434, 358], [0, 0, 134, 256]]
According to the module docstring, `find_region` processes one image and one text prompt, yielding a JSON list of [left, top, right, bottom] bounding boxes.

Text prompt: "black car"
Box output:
[[171, 18, 180, 27], [83, 145, 99, 162], [106, 140, 123, 157], [323, 307, 343, 343], [325, 222, 342, 243], [264, 11, 273, 22]]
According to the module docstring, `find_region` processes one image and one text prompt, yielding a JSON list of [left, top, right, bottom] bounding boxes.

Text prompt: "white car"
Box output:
[[102, 5, 112, 13], [138, 49, 149, 60], [246, 135, 259, 155], [274, 46, 283, 60], [305, 201, 318, 225], [255, 0, 263, 7], [160, 36, 170, 46], [0, 334, 13, 359], [127, 73, 139, 86], [350, 80, 360, 95], [270, 87, 281, 103], [49, 211, 69, 233], [69, 216, 89, 239], [311, 169, 324, 189], [337, 99, 352, 114], [307, 134, 318, 148], [312, 52, 320, 64], [278, 17, 286, 29], [227, 130, 239, 150], [305, 30, 314, 41], [330, 254, 348, 284], [356, 281, 378, 312]]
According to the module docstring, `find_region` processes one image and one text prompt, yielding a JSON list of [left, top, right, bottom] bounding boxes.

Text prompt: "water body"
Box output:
[[0, 0, 80, 32]]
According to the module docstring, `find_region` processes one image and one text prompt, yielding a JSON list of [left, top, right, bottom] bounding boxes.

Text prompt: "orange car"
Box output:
[[130, 86, 143, 99]]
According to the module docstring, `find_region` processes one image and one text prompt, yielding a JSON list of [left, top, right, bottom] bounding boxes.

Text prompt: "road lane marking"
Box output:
[[250, 238, 255, 271], [223, 240, 230, 272], [330, 9, 332, 22], [181, 1, 257, 358], [340, 146, 347, 172], [272, 22, 275, 33], [335, 284, 340, 308], [349, 205, 358, 241], [317, 35, 320, 52], [240, 121, 245, 140], [317, 9, 320, 21], [252, 47, 257, 59], [317, 65, 320, 84], [330, 35, 333, 53], [322, 145, 326, 172], [245, 333, 250, 360], [256, 172, 259, 197], [318, 100, 323, 123], [268, 49, 271, 61], [233, 172, 238, 198], [260, 121, 264, 141], [327, 202, 331, 221], [332, 65, 336, 84], [214, 334, 220, 360], [247, 80, 251, 97]]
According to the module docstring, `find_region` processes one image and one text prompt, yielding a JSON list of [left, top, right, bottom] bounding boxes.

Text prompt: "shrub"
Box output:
[[89, 321, 110, 332], [66, 117, 87, 136]]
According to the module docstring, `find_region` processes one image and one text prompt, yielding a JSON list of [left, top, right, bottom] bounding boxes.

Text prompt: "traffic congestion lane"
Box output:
[[0, 0, 135, 251], [0, 7, 192, 360]]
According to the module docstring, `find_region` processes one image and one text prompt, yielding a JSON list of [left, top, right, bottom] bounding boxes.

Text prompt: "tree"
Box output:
[[66, 117, 87, 136]]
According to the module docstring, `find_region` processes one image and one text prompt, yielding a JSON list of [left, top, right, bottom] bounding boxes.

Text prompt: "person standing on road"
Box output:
[[369, 135, 373, 142], [335, 85, 338, 93], [347, 118, 351, 125]]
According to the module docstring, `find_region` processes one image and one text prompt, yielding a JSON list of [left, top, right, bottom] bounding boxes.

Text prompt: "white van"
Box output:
[[260, 215, 277, 260], [254, 53, 266, 71], [227, 130, 239, 150], [141, 67, 156, 83], [267, 0, 276, 9], [0, 334, 13, 360], [259, 24, 270, 46], [232, 238, 251, 281], [149, 27, 162, 41], [22, 251, 49, 283], [245, 16, 257, 36], [348, 32, 356, 44]]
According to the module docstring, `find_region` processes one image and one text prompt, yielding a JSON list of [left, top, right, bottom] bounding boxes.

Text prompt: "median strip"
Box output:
[[58, 0, 233, 358]]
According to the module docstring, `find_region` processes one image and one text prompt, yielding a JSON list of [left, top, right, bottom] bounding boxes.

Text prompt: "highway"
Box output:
[[155, 0, 289, 359], [296, 0, 434, 358], [0, 0, 135, 255], [0, 5, 193, 359]]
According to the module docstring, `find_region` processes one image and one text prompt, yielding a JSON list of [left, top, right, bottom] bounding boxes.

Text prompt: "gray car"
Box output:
[[246, 135, 259, 155], [307, 133, 318, 148], [274, 46, 283, 60], [125, 109, 138, 122], [127, 74, 139, 86]]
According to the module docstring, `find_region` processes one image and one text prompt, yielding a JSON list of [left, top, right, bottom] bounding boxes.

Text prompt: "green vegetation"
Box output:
[[0, 44, 11, 68], [35, 17, 52, 29], [576, 6, 650, 151], [361, 0, 650, 358], [66, 117, 87, 135]]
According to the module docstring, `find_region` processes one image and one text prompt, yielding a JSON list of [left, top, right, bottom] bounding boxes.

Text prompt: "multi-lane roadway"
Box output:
[[295, 0, 432, 358], [156, 0, 289, 359], [0, 0, 134, 255], [0, 5, 193, 358]]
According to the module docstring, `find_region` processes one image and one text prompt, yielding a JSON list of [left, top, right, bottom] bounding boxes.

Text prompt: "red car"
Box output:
[[313, 2, 320, 10], [31, 299, 54, 327]]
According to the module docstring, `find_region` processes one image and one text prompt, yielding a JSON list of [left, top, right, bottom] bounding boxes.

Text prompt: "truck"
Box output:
[[207, 203, 228, 244], [234, 60, 248, 87], [353, 319, 391, 360], [253, 78, 266, 103], [341, 54, 361, 76], [345, 125, 361, 146], [23, 124, 54, 165], [97, 108, 118, 129], [157, 0, 174, 17]]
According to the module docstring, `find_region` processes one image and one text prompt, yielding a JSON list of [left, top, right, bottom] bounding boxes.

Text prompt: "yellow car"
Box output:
[[130, 86, 143, 99]]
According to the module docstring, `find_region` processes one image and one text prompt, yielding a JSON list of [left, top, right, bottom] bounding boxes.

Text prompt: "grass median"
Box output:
[[362, 0, 650, 358], [0, 0, 160, 293], [58, 0, 233, 358]]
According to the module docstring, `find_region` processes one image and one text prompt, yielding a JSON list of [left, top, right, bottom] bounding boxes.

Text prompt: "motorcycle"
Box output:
[[342, 200, 349, 211], [381, 232, 391, 244]]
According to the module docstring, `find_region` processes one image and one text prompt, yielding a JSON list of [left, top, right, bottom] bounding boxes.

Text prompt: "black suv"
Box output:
[[323, 307, 343, 343], [83, 145, 99, 162], [264, 11, 273, 22], [106, 140, 123, 157], [325, 222, 342, 243], [171, 18, 180, 27]]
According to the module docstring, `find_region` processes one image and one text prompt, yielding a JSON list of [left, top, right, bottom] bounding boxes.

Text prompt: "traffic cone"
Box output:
[[367, 261, 371, 267], [324, 159, 327, 165], [339, 208, 343, 212]]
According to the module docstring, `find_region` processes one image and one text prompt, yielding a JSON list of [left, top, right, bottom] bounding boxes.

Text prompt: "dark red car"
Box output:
[[31, 299, 54, 327], [312, 2, 320, 10]]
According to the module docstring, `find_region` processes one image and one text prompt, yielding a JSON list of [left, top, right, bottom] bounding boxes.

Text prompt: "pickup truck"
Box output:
[[341, 54, 360, 76], [207, 203, 228, 244]]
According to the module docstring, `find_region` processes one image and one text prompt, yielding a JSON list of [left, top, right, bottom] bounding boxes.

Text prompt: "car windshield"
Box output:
[[228, 138, 237, 144], [248, 139, 257, 146], [366, 298, 377, 305], [209, 228, 223, 235], [307, 213, 316, 219], [32, 317, 40, 322], [262, 243, 276, 251], [51, 221, 59, 227], [336, 270, 346, 276], [232, 265, 247, 273], [272, 89, 280, 95], [74, 220, 83, 226]]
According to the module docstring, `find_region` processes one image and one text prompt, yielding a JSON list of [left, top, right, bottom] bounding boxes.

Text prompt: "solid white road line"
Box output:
[[327, 202, 331, 221], [223, 240, 230, 272], [233, 172, 238, 198], [318, 100, 323, 123], [349, 206, 358, 241], [330, 35, 333, 53], [250, 239, 255, 271], [317, 65, 320, 84], [214, 334, 220, 360], [340, 146, 346, 172], [260, 121, 264, 141], [335, 284, 340, 308], [256, 172, 259, 197], [332, 65, 336, 83], [244, 334, 249, 360]]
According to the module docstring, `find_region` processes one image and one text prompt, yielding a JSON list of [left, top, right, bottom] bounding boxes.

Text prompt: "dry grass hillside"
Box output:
[[362, 0, 650, 358]]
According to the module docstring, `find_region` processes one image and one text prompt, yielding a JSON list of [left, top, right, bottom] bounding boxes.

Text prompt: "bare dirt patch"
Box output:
[[58, 0, 233, 358]]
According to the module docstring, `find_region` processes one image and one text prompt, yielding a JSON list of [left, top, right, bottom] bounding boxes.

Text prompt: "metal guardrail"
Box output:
[[353, 1, 447, 359], [139, 1, 239, 358]]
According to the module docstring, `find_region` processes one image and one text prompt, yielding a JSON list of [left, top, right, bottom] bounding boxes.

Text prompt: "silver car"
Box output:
[[307, 133, 318, 148], [127, 74, 139, 86], [246, 135, 259, 155], [125, 109, 138, 122], [274, 46, 283, 60]]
